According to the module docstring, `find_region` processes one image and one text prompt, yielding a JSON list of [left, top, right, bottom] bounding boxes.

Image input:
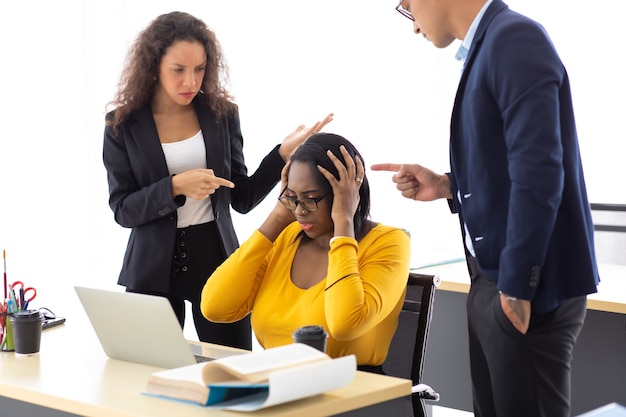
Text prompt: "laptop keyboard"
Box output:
[[194, 355, 214, 363]]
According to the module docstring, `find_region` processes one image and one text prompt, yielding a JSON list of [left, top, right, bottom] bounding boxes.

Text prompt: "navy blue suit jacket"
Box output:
[[103, 97, 284, 292], [448, 0, 599, 313]]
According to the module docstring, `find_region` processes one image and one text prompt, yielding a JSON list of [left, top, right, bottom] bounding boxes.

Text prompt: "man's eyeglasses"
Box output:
[[395, 1, 415, 21], [278, 192, 330, 212]]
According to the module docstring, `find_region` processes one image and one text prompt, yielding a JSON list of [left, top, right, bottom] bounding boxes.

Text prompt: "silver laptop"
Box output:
[[74, 286, 213, 368]]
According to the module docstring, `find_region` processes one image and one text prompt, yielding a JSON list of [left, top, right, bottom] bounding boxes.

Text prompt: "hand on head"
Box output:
[[278, 113, 334, 161], [263, 132, 369, 241], [317, 146, 364, 227], [370, 163, 451, 201]]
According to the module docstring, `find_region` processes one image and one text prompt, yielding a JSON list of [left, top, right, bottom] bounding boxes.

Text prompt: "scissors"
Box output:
[[10, 281, 37, 311]]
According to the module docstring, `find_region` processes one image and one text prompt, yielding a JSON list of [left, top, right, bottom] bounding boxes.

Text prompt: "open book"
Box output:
[[143, 343, 356, 411]]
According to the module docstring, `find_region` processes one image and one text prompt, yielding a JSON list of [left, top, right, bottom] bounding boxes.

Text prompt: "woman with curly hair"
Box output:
[[103, 11, 331, 349]]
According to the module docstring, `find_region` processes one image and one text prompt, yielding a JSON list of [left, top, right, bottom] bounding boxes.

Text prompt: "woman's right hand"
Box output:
[[278, 113, 334, 161], [258, 161, 296, 242], [171, 168, 234, 200]]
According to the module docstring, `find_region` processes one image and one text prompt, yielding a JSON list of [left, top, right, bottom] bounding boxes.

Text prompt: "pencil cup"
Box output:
[[10, 310, 43, 356], [1, 312, 15, 352], [292, 325, 328, 353]]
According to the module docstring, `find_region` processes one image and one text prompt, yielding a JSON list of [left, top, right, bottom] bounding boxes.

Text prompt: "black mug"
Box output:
[[292, 325, 328, 353]]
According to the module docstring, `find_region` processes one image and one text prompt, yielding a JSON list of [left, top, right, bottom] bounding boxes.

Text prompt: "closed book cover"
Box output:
[[143, 343, 356, 410]]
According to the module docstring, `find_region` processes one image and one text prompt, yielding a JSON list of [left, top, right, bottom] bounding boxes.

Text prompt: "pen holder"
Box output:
[[1, 312, 15, 352]]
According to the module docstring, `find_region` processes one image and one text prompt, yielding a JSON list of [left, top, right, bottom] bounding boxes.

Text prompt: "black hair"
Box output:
[[289, 132, 372, 241]]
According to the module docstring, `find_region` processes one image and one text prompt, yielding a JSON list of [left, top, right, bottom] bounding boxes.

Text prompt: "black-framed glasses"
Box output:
[[278, 192, 330, 212], [395, 1, 414, 21]]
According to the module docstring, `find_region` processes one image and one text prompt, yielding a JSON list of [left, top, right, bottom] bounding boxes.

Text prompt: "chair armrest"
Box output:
[[412, 383, 440, 401]]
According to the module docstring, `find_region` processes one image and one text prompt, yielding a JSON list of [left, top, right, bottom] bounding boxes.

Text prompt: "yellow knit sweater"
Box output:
[[201, 222, 410, 366]]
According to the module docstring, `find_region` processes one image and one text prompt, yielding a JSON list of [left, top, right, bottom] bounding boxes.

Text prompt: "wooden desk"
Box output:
[[0, 313, 411, 417], [415, 261, 626, 415], [416, 260, 626, 314]]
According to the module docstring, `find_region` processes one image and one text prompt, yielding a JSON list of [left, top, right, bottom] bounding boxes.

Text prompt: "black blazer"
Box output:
[[448, 0, 599, 313], [103, 97, 284, 292]]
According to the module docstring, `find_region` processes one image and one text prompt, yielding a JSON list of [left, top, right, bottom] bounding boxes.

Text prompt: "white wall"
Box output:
[[0, 1, 623, 340]]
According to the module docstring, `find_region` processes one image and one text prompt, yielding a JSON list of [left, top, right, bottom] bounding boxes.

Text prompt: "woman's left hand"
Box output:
[[278, 113, 334, 161], [317, 145, 364, 238]]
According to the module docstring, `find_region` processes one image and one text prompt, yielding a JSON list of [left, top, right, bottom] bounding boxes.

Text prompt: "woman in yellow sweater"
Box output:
[[201, 133, 410, 373]]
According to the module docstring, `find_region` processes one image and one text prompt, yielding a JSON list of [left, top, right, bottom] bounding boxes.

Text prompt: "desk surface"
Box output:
[[0, 314, 410, 417], [414, 261, 626, 314]]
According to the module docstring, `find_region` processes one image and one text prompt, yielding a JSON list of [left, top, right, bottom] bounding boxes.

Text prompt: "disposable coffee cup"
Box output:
[[292, 325, 328, 353], [10, 310, 43, 356]]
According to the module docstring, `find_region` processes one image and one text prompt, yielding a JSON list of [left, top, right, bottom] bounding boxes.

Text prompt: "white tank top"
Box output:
[[161, 130, 215, 227]]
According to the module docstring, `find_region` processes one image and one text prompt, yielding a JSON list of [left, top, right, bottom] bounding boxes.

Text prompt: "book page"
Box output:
[[144, 362, 208, 404], [202, 343, 330, 384], [208, 355, 356, 411], [150, 361, 206, 384]]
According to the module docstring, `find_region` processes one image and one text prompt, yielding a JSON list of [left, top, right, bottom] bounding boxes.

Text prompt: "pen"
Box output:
[[3, 250, 6, 300], [0, 300, 6, 327], [0, 302, 4, 349], [9, 289, 17, 311]]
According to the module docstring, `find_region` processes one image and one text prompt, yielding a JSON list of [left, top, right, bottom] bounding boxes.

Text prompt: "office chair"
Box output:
[[383, 272, 441, 417]]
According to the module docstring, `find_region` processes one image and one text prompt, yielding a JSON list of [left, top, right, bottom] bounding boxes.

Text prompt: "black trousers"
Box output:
[[466, 257, 587, 417], [130, 222, 251, 350]]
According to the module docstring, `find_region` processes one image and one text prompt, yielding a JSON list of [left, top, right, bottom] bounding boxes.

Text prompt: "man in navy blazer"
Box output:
[[373, 1, 599, 416]]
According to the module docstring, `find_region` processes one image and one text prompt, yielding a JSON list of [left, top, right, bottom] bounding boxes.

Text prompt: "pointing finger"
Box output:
[[370, 163, 402, 172]]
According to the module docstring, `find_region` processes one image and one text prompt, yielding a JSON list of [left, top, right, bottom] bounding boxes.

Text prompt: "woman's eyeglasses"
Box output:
[[395, 1, 415, 21], [278, 193, 330, 212]]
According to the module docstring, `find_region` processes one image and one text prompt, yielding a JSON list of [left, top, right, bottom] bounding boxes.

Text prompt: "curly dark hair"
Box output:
[[290, 133, 372, 241], [106, 11, 233, 130]]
